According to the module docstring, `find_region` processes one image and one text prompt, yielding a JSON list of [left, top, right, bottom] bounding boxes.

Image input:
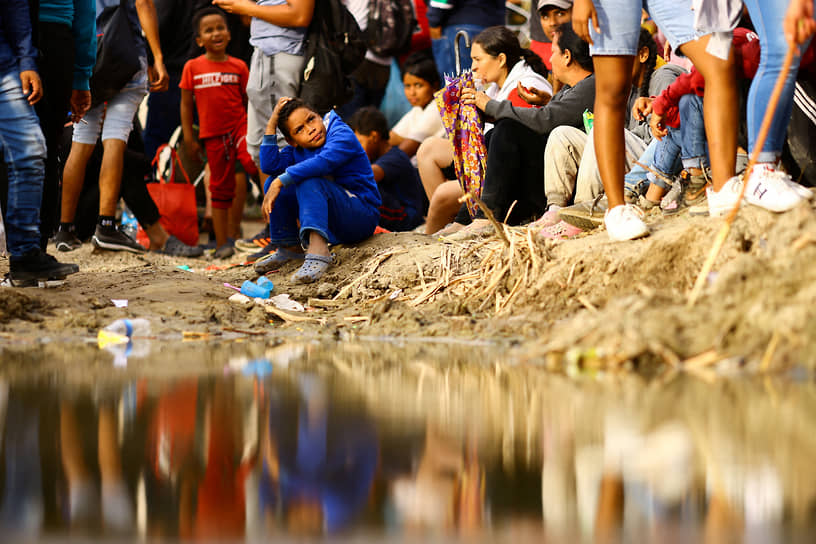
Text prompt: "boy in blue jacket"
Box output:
[[255, 97, 381, 283]]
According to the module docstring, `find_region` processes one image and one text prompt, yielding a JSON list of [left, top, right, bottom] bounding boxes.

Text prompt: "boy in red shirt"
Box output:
[[180, 7, 259, 259]]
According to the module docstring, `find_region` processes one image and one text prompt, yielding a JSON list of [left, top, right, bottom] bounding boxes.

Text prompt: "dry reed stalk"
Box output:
[[499, 263, 528, 314], [760, 330, 782, 372], [333, 248, 406, 300], [219, 328, 266, 336], [682, 349, 719, 369], [634, 160, 675, 187], [459, 192, 510, 246], [577, 296, 598, 313], [566, 261, 578, 286], [415, 259, 427, 290], [688, 44, 797, 307], [264, 305, 326, 325], [525, 227, 542, 277], [308, 298, 344, 308]]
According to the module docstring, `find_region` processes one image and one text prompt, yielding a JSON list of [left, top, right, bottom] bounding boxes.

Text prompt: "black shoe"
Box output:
[[159, 235, 203, 257], [246, 241, 276, 263], [213, 244, 235, 260], [91, 224, 146, 253], [9, 249, 79, 286], [54, 229, 82, 252]]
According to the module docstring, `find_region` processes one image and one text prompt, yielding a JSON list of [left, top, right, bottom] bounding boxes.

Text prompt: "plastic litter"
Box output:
[[98, 318, 151, 348], [111, 299, 128, 308], [228, 293, 253, 305], [268, 294, 305, 312], [98, 318, 151, 367], [256, 276, 274, 291], [240, 279, 272, 299]]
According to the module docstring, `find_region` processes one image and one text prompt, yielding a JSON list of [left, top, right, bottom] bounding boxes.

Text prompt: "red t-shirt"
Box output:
[[180, 55, 249, 139]]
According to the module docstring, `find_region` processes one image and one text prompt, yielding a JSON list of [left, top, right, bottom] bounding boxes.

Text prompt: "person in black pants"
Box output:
[[29, 0, 95, 249], [459, 23, 596, 226]]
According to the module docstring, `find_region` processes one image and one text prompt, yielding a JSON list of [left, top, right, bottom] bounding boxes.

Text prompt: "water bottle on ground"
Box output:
[[98, 318, 151, 348], [121, 207, 138, 240]]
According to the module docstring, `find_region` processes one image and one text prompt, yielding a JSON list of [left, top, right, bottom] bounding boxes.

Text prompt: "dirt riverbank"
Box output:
[[2, 202, 816, 370]]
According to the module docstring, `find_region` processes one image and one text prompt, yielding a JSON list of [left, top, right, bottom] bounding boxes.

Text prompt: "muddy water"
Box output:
[[0, 339, 815, 541]]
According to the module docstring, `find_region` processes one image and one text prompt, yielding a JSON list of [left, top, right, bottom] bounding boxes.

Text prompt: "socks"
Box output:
[[98, 215, 116, 229], [58, 222, 75, 233]]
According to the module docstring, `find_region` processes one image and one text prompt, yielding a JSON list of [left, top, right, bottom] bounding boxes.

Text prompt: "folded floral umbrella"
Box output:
[[434, 71, 487, 218]]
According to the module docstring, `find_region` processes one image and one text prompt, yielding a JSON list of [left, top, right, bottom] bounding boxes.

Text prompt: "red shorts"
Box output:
[[204, 124, 259, 209]]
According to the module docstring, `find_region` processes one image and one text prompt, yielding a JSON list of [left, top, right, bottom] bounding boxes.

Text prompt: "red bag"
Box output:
[[138, 144, 199, 247]]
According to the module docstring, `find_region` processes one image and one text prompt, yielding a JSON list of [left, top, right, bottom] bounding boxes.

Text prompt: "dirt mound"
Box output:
[[0, 289, 47, 323], [3, 205, 816, 369]]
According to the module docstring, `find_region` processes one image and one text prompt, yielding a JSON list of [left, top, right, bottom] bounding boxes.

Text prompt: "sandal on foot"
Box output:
[[291, 253, 333, 284], [254, 247, 305, 274]]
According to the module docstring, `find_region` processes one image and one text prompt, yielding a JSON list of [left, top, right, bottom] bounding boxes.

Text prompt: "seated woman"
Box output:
[[457, 22, 595, 227], [417, 25, 551, 234], [254, 98, 382, 283], [389, 51, 445, 160]]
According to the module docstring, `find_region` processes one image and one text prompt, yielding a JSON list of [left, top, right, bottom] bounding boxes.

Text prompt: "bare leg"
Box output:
[[592, 55, 635, 209], [144, 221, 169, 250], [594, 473, 624, 543], [678, 37, 737, 191], [98, 139, 128, 217], [212, 207, 230, 248], [425, 180, 464, 234], [60, 142, 96, 223], [229, 171, 247, 240], [417, 137, 454, 201], [306, 230, 330, 257]]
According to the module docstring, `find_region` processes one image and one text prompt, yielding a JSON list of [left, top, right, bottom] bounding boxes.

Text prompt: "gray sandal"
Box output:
[[291, 253, 333, 284], [254, 247, 305, 274]]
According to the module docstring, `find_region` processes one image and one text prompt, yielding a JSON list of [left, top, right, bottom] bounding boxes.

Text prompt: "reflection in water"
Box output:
[[0, 341, 815, 540]]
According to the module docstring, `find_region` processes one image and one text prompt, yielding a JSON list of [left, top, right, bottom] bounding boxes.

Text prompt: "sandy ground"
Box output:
[[2, 201, 816, 369]]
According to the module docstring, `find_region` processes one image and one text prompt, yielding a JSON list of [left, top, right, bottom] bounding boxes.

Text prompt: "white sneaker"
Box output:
[[744, 164, 807, 212], [707, 176, 744, 217], [604, 204, 649, 241]]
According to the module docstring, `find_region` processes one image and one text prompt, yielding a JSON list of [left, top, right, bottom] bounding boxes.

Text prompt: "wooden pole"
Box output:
[[687, 44, 798, 307]]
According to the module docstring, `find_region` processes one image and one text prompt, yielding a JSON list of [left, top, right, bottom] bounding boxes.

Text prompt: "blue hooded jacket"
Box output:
[[260, 110, 382, 210]]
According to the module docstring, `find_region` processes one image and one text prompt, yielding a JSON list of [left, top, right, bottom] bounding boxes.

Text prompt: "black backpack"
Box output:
[[89, 0, 143, 108], [365, 0, 416, 57], [299, 0, 367, 114]]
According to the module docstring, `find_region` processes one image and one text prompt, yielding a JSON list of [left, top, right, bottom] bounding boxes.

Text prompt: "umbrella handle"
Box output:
[[455, 30, 471, 75]]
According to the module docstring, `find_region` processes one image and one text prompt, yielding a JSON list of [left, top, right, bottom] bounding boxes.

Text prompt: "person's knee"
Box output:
[[545, 126, 573, 156]]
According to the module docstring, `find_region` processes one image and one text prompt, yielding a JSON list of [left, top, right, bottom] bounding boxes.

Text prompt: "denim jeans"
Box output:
[[266, 177, 380, 248], [431, 24, 486, 81], [0, 69, 46, 256], [650, 94, 707, 189], [743, 0, 812, 161], [588, 0, 700, 56]]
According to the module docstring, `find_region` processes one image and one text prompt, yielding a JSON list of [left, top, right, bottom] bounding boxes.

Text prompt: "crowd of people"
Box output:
[[1, 0, 816, 287]]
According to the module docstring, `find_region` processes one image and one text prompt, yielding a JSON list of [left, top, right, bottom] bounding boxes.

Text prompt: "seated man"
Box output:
[[349, 107, 426, 232]]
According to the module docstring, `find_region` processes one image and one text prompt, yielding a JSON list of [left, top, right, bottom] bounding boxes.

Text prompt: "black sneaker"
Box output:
[[159, 235, 204, 257], [91, 224, 146, 253], [235, 227, 269, 251], [213, 244, 235, 259], [246, 240, 276, 263], [54, 229, 82, 252], [9, 249, 79, 286]]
